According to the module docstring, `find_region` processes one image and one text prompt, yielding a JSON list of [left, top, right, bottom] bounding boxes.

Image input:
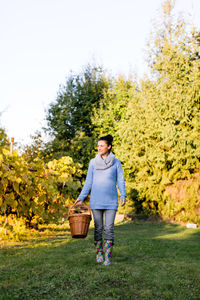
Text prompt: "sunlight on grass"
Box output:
[[153, 224, 200, 240]]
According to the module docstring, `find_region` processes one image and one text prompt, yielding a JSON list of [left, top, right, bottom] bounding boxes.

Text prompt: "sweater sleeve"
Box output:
[[117, 160, 127, 199], [78, 160, 94, 202]]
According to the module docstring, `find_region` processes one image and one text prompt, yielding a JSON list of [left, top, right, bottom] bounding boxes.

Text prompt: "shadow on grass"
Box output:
[[1, 219, 200, 255]]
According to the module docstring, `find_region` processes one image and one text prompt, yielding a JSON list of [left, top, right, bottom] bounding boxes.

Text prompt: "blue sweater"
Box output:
[[78, 158, 126, 210]]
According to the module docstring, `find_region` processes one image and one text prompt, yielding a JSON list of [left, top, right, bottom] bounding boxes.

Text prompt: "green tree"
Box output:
[[119, 0, 200, 219], [92, 0, 200, 223], [44, 64, 110, 168]]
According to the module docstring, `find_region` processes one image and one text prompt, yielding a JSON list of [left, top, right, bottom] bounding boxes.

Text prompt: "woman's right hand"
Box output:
[[74, 198, 82, 206]]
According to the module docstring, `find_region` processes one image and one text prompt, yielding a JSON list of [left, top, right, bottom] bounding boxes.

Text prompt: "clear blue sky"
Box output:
[[0, 0, 199, 146]]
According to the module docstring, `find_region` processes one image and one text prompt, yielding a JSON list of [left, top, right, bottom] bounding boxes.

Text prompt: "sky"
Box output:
[[0, 0, 200, 147]]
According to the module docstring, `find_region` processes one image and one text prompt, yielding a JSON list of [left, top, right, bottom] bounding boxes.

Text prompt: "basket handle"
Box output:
[[68, 203, 91, 216]]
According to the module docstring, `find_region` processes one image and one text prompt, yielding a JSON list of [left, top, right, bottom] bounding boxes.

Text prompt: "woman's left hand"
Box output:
[[120, 198, 126, 206]]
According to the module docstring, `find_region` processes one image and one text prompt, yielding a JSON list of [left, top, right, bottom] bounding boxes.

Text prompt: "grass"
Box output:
[[0, 219, 200, 300]]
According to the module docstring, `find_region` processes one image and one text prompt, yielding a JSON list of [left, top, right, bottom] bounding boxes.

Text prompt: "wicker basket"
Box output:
[[68, 204, 92, 238]]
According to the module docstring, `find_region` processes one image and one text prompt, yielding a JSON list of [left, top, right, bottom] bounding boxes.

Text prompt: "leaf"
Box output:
[[12, 200, 18, 208], [13, 182, 20, 194]]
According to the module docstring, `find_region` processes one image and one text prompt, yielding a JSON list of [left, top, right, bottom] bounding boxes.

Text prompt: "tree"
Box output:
[[44, 64, 110, 167], [92, 0, 200, 223], [118, 0, 200, 219], [22, 132, 46, 163]]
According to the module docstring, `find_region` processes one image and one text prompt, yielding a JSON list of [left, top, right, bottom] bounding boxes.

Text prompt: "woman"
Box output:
[[74, 134, 126, 266]]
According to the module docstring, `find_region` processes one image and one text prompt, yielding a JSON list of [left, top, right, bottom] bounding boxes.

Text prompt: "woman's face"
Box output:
[[97, 140, 111, 156]]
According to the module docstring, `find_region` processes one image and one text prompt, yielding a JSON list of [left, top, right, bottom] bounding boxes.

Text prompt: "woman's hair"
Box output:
[[98, 134, 113, 151]]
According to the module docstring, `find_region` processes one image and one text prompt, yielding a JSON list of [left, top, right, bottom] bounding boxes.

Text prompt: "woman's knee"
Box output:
[[104, 224, 114, 238], [95, 223, 103, 232], [94, 224, 103, 240]]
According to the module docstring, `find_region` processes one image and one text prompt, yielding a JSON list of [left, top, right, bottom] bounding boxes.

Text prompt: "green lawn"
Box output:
[[0, 220, 200, 300]]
